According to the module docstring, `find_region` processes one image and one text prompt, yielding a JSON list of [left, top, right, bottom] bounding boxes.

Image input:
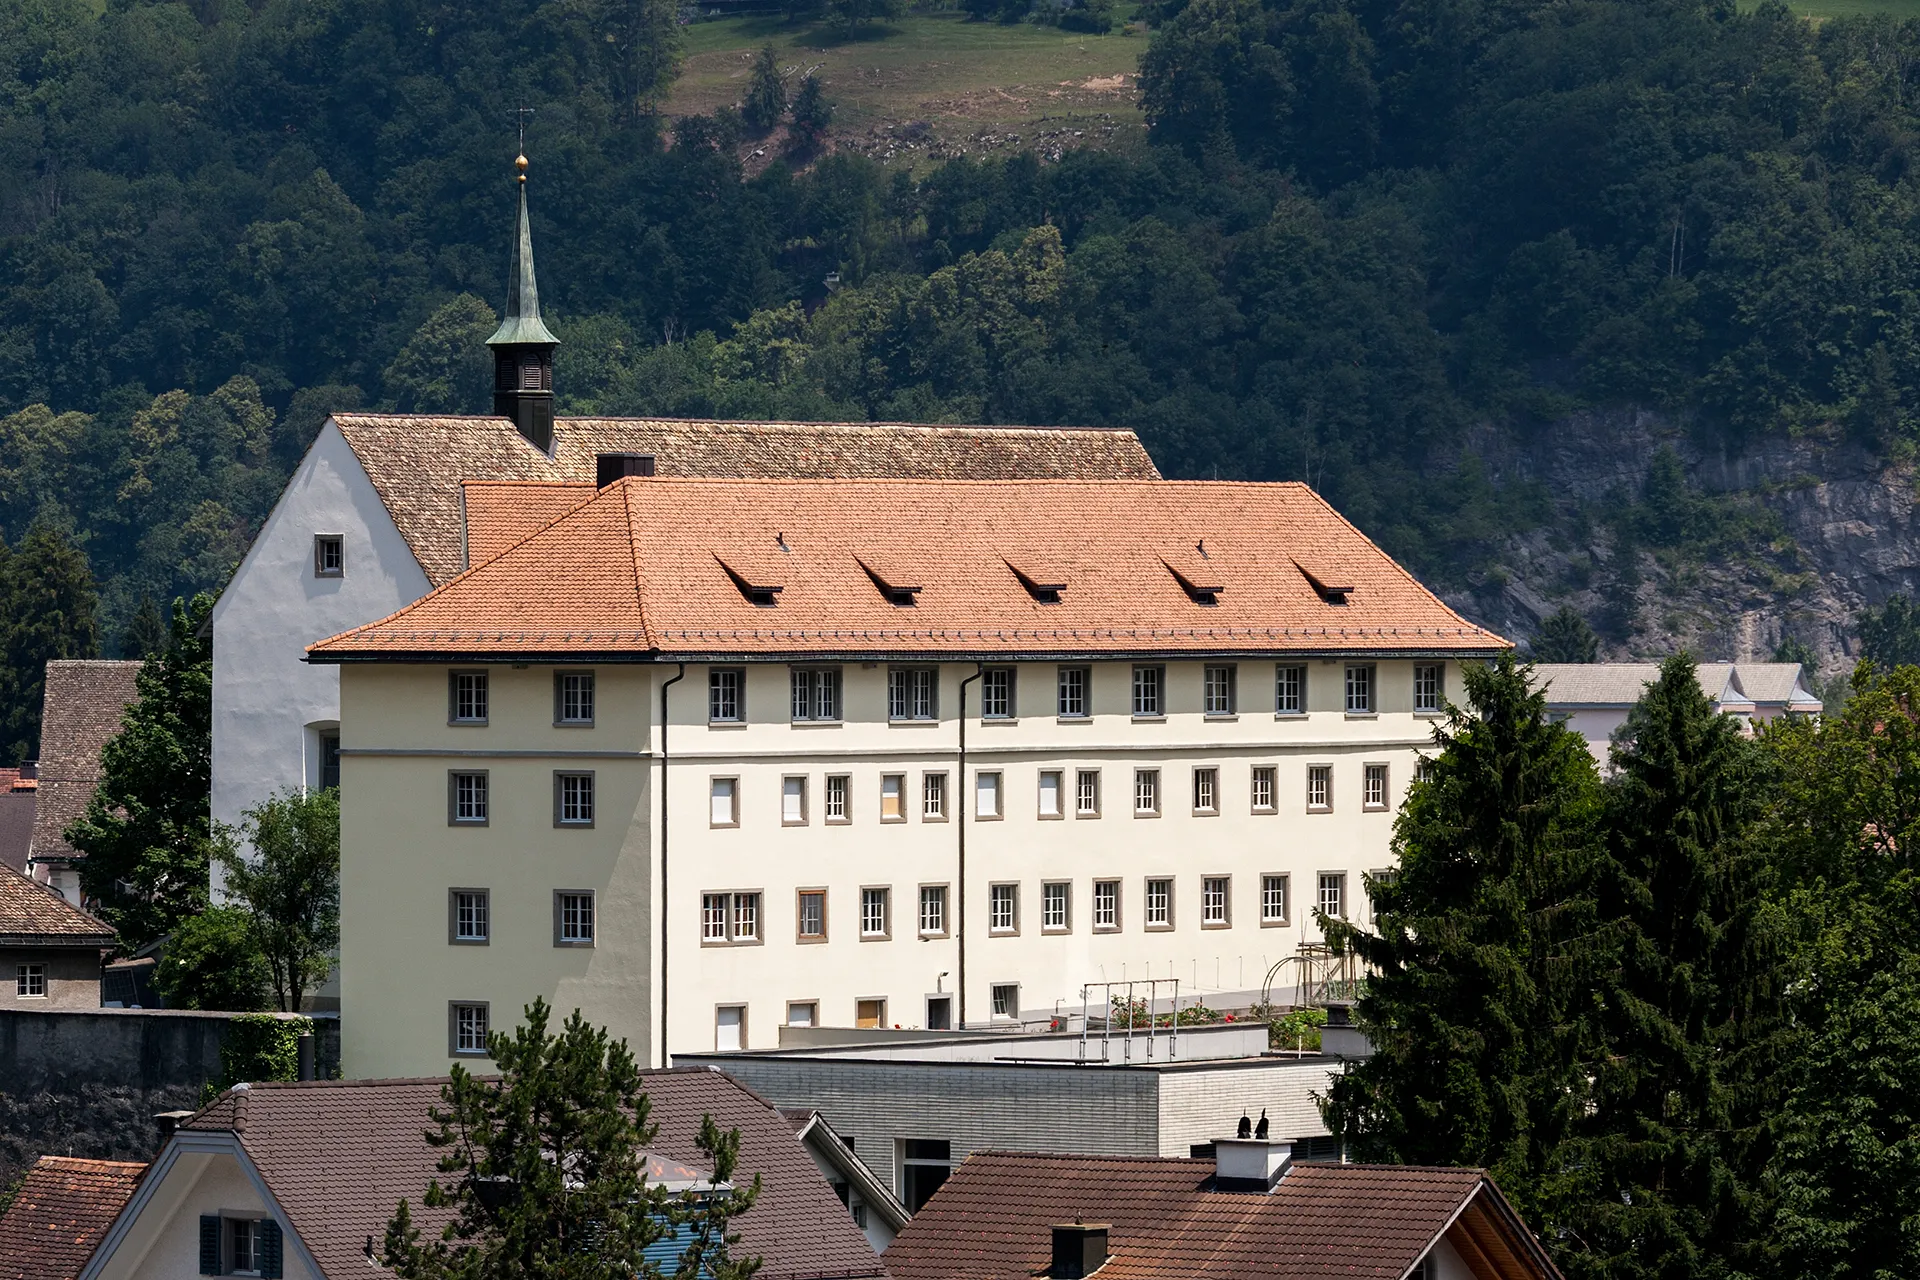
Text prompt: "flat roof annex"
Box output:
[[307, 478, 1509, 663]]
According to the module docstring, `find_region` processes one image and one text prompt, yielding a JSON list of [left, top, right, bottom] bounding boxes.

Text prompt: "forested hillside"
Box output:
[[5, 0, 1920, 750]]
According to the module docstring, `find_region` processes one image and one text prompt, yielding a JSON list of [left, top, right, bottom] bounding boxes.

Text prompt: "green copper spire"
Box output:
[[487, 156, 560, 348]]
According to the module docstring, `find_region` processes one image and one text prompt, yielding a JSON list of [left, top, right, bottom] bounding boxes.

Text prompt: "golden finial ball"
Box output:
[[515, 153, 529, 182]]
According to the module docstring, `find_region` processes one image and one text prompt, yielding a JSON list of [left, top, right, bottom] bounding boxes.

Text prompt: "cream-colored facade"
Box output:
[[340, 654, 1460, 1077]]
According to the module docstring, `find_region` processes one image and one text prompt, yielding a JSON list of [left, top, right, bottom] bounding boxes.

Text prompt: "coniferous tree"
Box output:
[[0, 522, 100, 764], [1529, 605, 1601, 663], [70, 594, 214, 944], [118, 595, 166, 660], [742, 46, 787, 132], [787, 76, 833, 155]]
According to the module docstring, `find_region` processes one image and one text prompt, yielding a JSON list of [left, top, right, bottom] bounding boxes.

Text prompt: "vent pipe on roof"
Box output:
[[297, 1032, 316, 1082], [1050, 1223, 1109, 1278], [1213, 1137, 1293, 1193]]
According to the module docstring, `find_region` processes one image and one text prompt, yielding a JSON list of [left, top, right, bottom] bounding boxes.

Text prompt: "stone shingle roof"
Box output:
[[333, 415, 1161, 587], [1531, 661, 1821, 712], [179, 1071, 885, 1280], [0, 865, 116, 946], [0, 1155, 144, 1280], [28, 661, 140, 865], [882, 1151, 1559, 1280]]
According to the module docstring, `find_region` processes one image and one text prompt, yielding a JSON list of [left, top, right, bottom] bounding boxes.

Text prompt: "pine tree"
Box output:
[[119, 595, 166, 660], [1529, 604, 1600, 663], [787, 75, 833, 155], [742, 45, 787, 132], [0, 521, 100, 764], [70, 594, 214, 944]]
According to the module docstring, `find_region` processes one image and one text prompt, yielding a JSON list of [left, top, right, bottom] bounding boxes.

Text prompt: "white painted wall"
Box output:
[[1426, 1225, 1477, 1280], [86, 1147, 317, 1280]]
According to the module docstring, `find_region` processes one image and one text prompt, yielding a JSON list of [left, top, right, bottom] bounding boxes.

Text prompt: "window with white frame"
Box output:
[[1204, 664, 1237, 715], [1345, 664, 1374, 714], [798, 890, 826, 941], [991, 983, 1019, 1019], [1364, 763, 1389, 810], [451, 890, 489, 944], [919, 885, 947, 936], [556, 772, 594, 826], [733, 892, 760, 941], [1251, 765, 1276, 812], [1038, 770, 1063, 818], [701, 891, 760, 943], [1145, 878, 1172, 928], [1275, 665, 1305, 715], [1041, 881, 1070, 931], [1093, 879, 1119, 930], [1414, 757, 1436, 784], [1319, 873, 1346, 921], [1131, 665, 1163, 717], [1076, 769, 1100, 817], [450, 771, 488, 825], [881, 774, 905, 821], [1057, 666, 1090, 718], [1202, 876, 1229, 926], [861, 887, 890, 938], [451, 1002, 489, 1055], [556, 671, 595, 724], [825, 775, 849, 822], [1193, 767, 1218, 814], [450, 671, 488, 724], [989, 883, 1018, 933], [1413, 663, 1443, 714], [1261, 874, 1289, 924], [1307, 765, 1332, 812], [1134, 768, 1160, 816], [923, 772, 948, 820], [791, 667, 842, 721], [702, 893, 731, 942], [15, 964, 45, 997], [313, 533, 344, 578], [981, 667, 1015, 719], [709, 668, 744, 723], [888, 667, 938, 721], [555, 891, 595, 945], [783, 776, 808, 825], [974, 771, 1001, 819], [710, 777, 738, 826]]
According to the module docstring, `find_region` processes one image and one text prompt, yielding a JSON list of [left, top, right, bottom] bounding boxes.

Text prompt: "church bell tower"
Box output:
[[487, 153, 560, 451]]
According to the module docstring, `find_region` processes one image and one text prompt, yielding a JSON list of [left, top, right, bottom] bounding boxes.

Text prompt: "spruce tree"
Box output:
[[0, 521, 100, 763], [742, 45, 787, 132], [1529, 604, 1600, 663], [787, 75, 833, 155]]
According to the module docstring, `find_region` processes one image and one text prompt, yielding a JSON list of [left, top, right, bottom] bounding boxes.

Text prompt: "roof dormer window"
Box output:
[[1004, 556, 1067, 604], [1295, 559, 1353, 606], [714, 552, 783, 608], [1163, 558, 1222, 607], [858, 555, 922, 607]]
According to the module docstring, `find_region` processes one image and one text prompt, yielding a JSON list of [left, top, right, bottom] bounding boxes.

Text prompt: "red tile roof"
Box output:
[[178, 1071, 884, 1280], [883, 1152, 1558, 1280], [461, 480, 595, 568], [0, 1156, 144, 1280], [29, 661, 140, 865], [0, 865, 115, 946], [310, 479, 1507, 660]]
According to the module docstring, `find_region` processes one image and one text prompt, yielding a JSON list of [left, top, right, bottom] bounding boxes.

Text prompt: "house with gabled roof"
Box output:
[[0, 1155, 145, 1280], [27, 661, 141, 904], [1531, 660, 1822, 765], [0, 863, 116, 1008]]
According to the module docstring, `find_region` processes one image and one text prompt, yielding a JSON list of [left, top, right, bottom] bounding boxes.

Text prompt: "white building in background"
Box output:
[[1532, 661, 1823, 765], [308, 474, 1509, 1078]]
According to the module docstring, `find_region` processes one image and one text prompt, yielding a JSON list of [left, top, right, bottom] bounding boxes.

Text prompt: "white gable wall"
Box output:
[[85, 1145, 319, 1280], [211, 419, 431, 893]]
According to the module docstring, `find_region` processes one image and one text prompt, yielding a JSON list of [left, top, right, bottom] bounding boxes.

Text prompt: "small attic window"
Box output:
[[715, 553, 783, 608], [1005, 558, 1066, 604], [1163, 560, 1223, 607], [858, 556, 922, 608], [1294, 560, 1353, 606]]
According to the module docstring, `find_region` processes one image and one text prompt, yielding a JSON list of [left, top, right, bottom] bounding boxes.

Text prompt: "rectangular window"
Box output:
[[230, 1218, 259, 1274], [1261, 874, 1289, 925], [1251, 765, 1277, 812], [791, 667, 842, 722], [702, 893, 731, 942], [451, 1002, 489, 1056], [1038, 770, 1063, 818], [1093, 879, 1120, 930], [732, 892, 760, 942], [1193, 767, 1218, 815], [1275, 665, 1305, 715], [797, 890, 826, 941], [1145, 878, 1173, 929], [881, 774, 905, 822], [825, 775, 849, 822], [981, 667, 1015, 719], [1413, 663, 1443, 714], [716, 1005, 746, 1052], [1204, 664, 1237, 715], [1307, 765, 1332, 812], [974, 771, 1001, 819], [888, 667, 938, 721], [787, 1001, 818, 1028], [991, 983, 1019, 1019], [1041, 881, 1070, 932], [449, 771, 489, 825], [1134, 768, 1160, 816], [856, 999, 887, 1029], [861, 887, 890, 939], [1364, 763, 1389, 810], [319, 731, 340, 791], [709, 668, 744, 723], [15, 964, 45, 997], [450, 890, 489, 944], [989, 883, 1018, 933], [1414, 757, 1436, 784], [1057, 666, 1090, 718], [1345, 664, 1375, 714], [555, 772, 594, 827], [783, 776, 808, 825], [556, 671, 595, 725], [313, 533, 344, 578], [1131, 665, 1163, 717], [710, 777, 738, 827], [922, 772, 948, 820], [555, 891, 595, 946], [1202, 876, 1230, 927], [450, 671, 488, 724], [919, 885, 947, 936], [1319, 872, 1347, 921], [1076, 770, 1100, 817]]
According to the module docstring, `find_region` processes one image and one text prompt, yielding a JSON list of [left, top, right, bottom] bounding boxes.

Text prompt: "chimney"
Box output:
[[1049, 1223, 1109, 1278], [297, 1032, 316, 1082], [596, 453, 657, 487], [153, 1110, 195, 1143], [1213, 1137, 1293, 1193]]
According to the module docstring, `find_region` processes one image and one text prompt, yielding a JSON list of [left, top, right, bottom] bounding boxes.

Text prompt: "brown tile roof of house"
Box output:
[[0, 1155, 144, 1280], [0, 864, 115, 946], [0, 788, 35, 874], [882, 1151, 1559, 1280], [28, 661, 140, 866], [333, 415, 1161, 587], [310, 478, 1508, 660], [178, 1070, 885, 1280]]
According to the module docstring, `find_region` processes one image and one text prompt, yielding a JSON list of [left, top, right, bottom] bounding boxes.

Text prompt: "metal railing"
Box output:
[[1077, 978, 1182, 1063]]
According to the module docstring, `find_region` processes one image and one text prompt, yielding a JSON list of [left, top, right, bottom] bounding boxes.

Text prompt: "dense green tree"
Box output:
[[216, 787, 340, 1013], [0, 522, 99, 764], [824, 0, 904, 35], [742, 46, 787, 132], [1529, 606, 1600, 664], [154, 905, 271, 1011], [118, 597, 166, 661], [1856, 594, 1920, 669], [69, 595, 215, 946], [786, 75, 834, 156], [384, 297, 499, 415]]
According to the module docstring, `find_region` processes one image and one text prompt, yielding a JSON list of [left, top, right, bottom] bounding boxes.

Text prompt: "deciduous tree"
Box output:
[[217, 787, 340, 1012]]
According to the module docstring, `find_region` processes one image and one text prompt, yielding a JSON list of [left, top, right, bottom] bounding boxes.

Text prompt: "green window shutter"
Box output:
[[199, 1216, 221, 1274], [259, 1218, 284, 1279]]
